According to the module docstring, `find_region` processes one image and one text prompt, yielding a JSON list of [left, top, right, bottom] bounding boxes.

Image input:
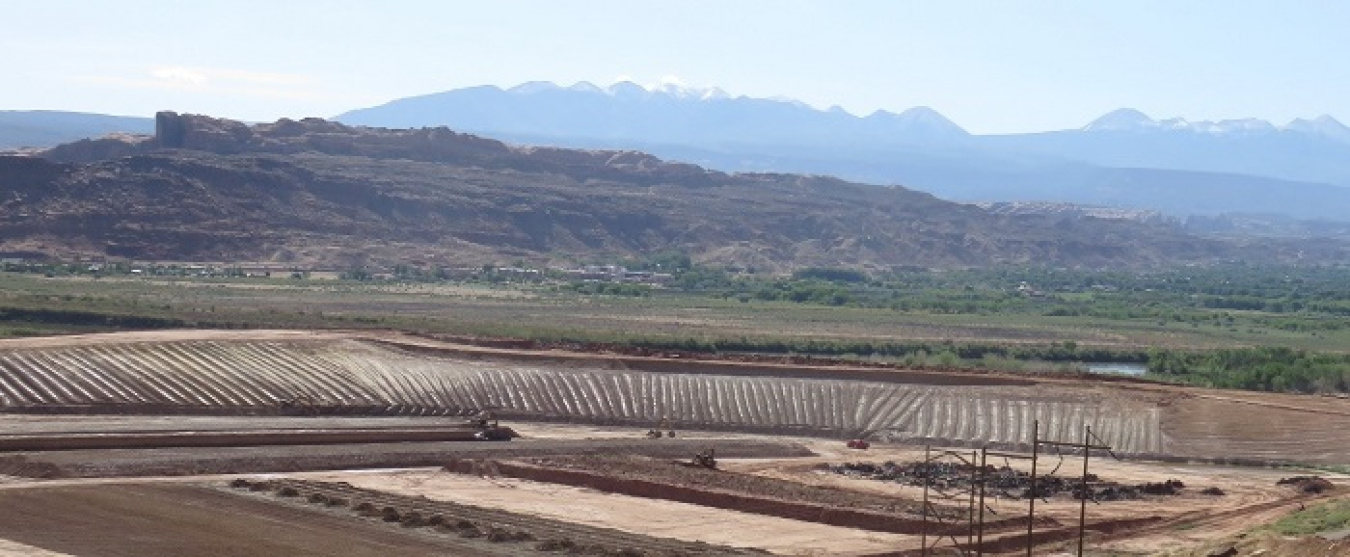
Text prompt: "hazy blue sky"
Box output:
[[4, 1, 1346, 133]]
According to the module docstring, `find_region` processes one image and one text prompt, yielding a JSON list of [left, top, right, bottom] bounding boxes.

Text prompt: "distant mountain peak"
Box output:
[[899, 106, 943, 117], [1085, 109, 1304, 136], [567, 81, 604, 94], [896, 107, 968, 137], [1085, 108, 1286, 135], [697, 87, 731, 101], [1204, 118, 1276, 134], [863, 106, 968, 138], [605, 80, 649, 99], [595, 79, 731, 101], [650, 77, 729, 100], [1286, 114, 1350, 144], [1313, 114, 1347, 127], [1082, 108, 1155, 131], [766, 95, 812, 109], [507, 81, 558, 95]]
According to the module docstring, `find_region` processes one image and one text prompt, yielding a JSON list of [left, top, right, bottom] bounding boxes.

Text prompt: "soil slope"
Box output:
[[0, 330, 1348, 466]]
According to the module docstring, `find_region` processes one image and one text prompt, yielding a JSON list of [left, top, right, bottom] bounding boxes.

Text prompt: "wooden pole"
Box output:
[[976, 446, 987, 557], [1078, 425, 1091, 557], [922, 444, 930, 556], [1026, 419, 1039, 557], [968, 449, 978, 554]]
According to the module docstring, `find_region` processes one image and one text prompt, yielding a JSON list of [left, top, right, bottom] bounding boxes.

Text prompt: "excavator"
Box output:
[[646, 416, 676, 439], [689, 448, 717, 469], [468, 409, 513, 441]]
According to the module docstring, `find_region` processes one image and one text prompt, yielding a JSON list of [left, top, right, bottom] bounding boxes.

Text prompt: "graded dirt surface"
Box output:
[[228, 477, 758, 556], [721, 437, 1350, 555], [259, 425, 1347, 556], [1160, 391, 1350, 463], [0, 484, 470, 557], [0, 422, 1340, 556], [1, 330, 1349, 555], [558, 428, 1350, 555], [507, 454, 936, 517], [290, 467, 910, 555]]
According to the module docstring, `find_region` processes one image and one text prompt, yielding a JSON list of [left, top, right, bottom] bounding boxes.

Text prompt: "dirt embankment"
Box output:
[[0, 425, 515, 451], [443, 455, 1036, 537], [375, 334, 1047, 388], [0, 438, 810, 479]]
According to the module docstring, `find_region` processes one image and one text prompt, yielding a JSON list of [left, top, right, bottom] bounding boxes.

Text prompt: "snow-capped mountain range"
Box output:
[[337, 80, 972, 149], [490, 81, 1350, 143], [338, 80, 1350, 148], [1082, 107, 1350, 141], [331, 81, 1350, 220], [7, 80, 1350, 222]]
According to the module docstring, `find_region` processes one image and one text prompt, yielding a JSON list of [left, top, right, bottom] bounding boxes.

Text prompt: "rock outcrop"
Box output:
[[44, 112, 727, 190]]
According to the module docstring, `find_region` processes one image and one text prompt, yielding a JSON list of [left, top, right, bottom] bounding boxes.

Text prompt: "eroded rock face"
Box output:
[[39, 135, 145, 163], [127, 112, 724, 188]]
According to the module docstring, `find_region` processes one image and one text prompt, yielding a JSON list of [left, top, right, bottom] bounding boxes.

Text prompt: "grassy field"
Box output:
[[1265, 498, 1350, 536], [4, 271, 1349, 355]]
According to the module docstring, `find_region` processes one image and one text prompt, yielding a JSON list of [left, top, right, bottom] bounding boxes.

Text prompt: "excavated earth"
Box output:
[[510, 454, 942, 517], [0, 329, 1347, 556], [448, 455, 1037, 538], [0, 329, 1347, 465]]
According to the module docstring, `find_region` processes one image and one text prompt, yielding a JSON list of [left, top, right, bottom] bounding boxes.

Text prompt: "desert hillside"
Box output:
[[1, 112, 1340, 269]]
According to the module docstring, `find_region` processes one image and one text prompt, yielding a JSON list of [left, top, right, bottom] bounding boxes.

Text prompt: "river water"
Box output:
[[1085, 362, 1149, 376]]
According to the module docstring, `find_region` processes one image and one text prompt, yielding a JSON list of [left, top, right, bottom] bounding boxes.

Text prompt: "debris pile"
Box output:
[[1277, 476, 1334, 494], [826, 461, 1205, 501]]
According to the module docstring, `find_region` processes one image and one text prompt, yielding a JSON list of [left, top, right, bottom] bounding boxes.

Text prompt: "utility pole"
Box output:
[[1026, 419, 1039, 557], [968, 449, 977, 552], [976, 446, 987, 557], [921, 444, 930, 556], [1079, 425, 1092, 557]]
